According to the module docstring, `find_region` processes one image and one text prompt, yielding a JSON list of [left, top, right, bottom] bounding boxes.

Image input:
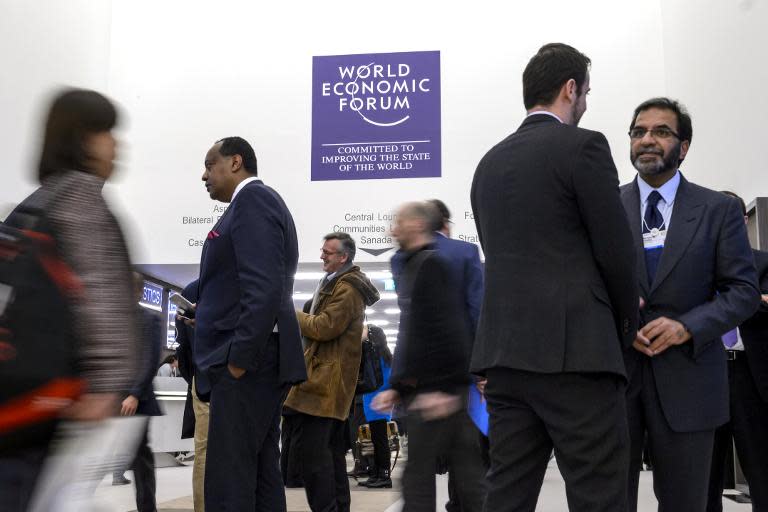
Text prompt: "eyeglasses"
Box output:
[[321, 249, 341, 257], [628, 127, 681, 140]]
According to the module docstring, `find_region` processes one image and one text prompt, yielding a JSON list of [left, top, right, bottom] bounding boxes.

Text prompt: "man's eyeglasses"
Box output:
[[321, 249, 340, 257], [628, 127, 681, 140]]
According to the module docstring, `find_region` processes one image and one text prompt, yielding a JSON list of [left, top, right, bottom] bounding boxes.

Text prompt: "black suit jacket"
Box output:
[[620, 176, 760, 431], [739, 249, 768, 403], [470, 114, 638, 378], [194, 180, 306, 393]]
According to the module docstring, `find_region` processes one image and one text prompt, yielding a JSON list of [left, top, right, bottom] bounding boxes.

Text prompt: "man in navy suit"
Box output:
[[194, 137, 307, 511], [620, 99, 760, 511]]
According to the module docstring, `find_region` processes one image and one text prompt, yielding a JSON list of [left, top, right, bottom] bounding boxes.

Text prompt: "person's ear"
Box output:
[[679, 140, 690, 162], [230, 154, 243, 173], [564, 78, 577, 103]]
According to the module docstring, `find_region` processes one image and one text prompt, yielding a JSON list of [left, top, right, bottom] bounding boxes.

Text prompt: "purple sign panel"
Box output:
[[311, 50, 441, 181]]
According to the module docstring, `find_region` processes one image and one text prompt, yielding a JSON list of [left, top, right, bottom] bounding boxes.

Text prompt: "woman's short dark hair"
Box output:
[[367, 324, 392, 365], [629, 97, 693, 144], [523, 43, 591, 110], [37, 88, 118, 182]]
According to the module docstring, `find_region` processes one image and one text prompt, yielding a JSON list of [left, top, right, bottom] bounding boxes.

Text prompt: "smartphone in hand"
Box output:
[[170, 293, 196, 319]]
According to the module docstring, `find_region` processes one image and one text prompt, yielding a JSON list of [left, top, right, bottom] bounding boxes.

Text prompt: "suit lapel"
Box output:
[[623, 179, 649, 295], [650, 176, 705, 293]]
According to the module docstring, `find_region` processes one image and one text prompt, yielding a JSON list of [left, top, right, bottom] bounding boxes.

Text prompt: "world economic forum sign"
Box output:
[[311, 50, 441, 181]]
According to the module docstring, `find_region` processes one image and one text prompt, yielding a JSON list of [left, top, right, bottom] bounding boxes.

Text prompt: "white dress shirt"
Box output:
[[231, 176, 260, 202]]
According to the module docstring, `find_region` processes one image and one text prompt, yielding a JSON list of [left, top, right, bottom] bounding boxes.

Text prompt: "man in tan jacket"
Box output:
[[283, 232, 380, 512]]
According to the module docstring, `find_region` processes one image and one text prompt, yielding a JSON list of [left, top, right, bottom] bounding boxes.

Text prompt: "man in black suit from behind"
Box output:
[[707, 192, 768, 512], [620, 98, 760, 511], [470, 43, 638, 512]]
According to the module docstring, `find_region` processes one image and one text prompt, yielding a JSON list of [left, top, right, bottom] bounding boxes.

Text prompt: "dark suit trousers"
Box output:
[[627, 357, 715, 512], [290, 412, 350, 512], [280, 412, 304, 488], [446, 430, 489, 512], [403, 408, 486, 512], [205, 334, 288, 512], [484, 368, 629, 512], [707, 354, 768, 512], [129, 422, 156, 512]]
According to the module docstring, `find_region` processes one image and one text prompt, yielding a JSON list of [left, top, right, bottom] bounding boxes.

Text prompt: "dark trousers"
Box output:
[[707, 354, 768, 512], [348, 397, 367, 468], [403, 407, 485, 512], [0, 445, 47, 512], [289, 413, 350, 512], [205, 335, 288, 511], [447, 430, 489, 512], [627, 358, 714, 512], [484, 369, 629, 512], [368, 419, 391, 470], [129, 423, 156, 512], [281, 412, 304, 487]]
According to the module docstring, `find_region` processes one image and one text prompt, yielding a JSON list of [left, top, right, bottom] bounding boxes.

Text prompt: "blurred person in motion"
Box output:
[[111, 273, 163, 512], [358, 323, 394, 489], [0, 88, 140, 510], [374, 202, 486, 512]]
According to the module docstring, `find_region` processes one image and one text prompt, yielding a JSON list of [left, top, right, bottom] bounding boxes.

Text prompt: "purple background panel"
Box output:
[[311, 50, 441, 181]]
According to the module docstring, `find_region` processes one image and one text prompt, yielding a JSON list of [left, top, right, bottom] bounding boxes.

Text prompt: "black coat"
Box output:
[[132, 307, 163, 417], [620, 176, 760, 431], [390, 246, 472, 396], [738, 249, 768, 403], [470, 114, 638, 378], [176, 280, 199, 440]]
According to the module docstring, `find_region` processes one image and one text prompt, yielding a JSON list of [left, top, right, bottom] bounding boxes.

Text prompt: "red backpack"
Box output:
[[0, 201, 86, 451]]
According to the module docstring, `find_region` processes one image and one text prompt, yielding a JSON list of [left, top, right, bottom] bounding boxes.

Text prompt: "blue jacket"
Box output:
[[363, 357, 392, 422], [194, 180, 307, 393]]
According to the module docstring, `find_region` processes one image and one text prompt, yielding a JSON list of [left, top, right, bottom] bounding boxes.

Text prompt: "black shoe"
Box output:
[[347, 464, 368, 478], [112, 476, 131, 486], [365, 468, 392, 489]]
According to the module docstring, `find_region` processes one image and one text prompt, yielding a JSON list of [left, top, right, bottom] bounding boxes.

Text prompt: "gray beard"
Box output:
[[632, 144, 681, 176]]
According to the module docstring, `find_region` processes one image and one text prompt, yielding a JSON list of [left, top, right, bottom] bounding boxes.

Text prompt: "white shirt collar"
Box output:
[[231, 176, 260, 202], [637, 171, 681, 206], [526, 110, 563, 124]]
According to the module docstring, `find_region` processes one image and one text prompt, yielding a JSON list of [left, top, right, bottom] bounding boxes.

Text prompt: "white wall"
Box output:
[[103, 0, 666, 263], [659, 0, 768, 200], [0, 0, 113, 216], [2, 0, 764, 266]]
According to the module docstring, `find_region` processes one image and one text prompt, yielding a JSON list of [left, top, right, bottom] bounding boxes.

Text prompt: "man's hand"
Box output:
[[176, 303, 196, 327], [228, 363, 246, 379], [120, 395, 139, 416], [761, 294, 768, 305], [372, 389, 400, 413], [409, 392, 463, 421], [632, 330, 654, 357], [64, 393, 119, 421], [640, 317, 691, 356], [476, 379, 487, 398]]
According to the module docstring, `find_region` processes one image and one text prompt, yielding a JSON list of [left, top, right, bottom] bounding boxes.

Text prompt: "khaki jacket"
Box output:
[[284, 266, 379, 420]]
